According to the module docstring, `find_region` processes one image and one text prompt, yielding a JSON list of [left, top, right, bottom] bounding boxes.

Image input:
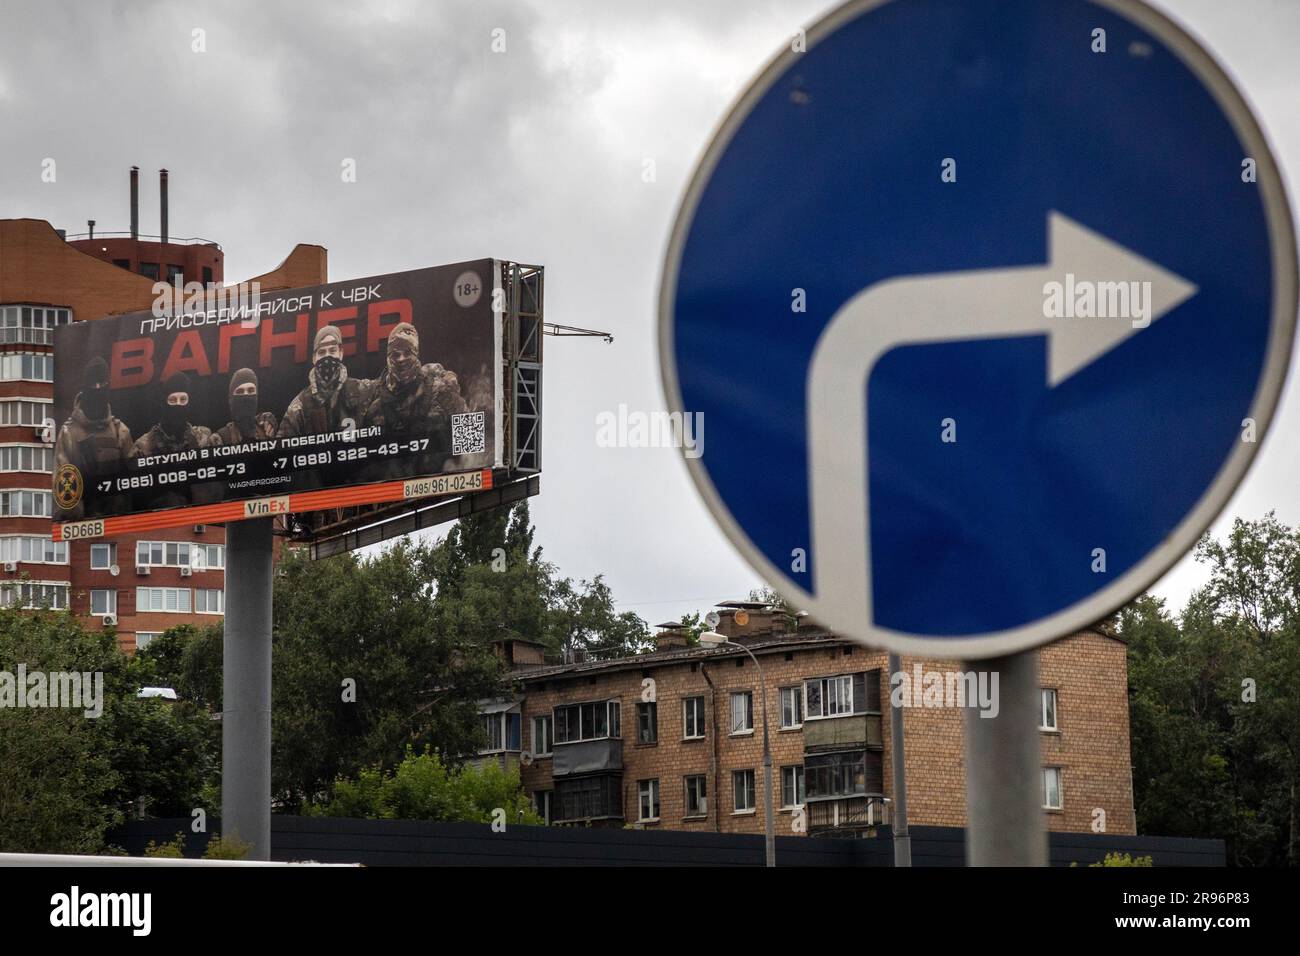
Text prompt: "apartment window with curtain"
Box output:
[[638, 779, 660, 822], [733, 769, 756, 813], [684, 775, 707, 818], [780, 686, 803, 728], [729, 690, 754, 735], [1040, 688, 1058, 731], [683, 696, 705, 739], [637, 701, 658, 744]]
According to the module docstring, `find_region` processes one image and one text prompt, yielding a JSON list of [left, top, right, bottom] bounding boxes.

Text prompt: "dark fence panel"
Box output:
[[108, 818, 1225, 867]]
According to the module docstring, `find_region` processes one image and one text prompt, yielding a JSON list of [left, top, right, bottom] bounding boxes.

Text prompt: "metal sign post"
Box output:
[[222, 517, 273, 860], [963, 652, 1046, 866]]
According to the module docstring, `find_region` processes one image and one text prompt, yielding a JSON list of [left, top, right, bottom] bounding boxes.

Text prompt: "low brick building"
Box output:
[[480, 602, 1135, 838]]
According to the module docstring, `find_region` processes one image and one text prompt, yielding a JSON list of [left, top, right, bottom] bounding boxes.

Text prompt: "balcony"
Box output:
[[552, 737, 623, 777], [803, 713, 883, 753], [806, 795, 889, 837], [0, 328, 53, 346]]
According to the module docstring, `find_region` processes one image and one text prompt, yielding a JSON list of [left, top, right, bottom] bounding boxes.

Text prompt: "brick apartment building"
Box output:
[[480, 601, 1135, 838], [0, 167, 325, 650]]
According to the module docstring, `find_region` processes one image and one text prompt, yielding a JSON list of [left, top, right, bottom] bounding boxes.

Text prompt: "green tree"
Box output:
[[1124, 513, 1300, 866], [271, 541, 504, 811], [0, 607, 214, 852], [309, 746, 541, 824]]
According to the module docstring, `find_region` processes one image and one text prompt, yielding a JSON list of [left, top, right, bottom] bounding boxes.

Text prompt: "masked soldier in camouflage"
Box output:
[[132, 372, 214, 509], [359, 322, 468, 479], [277, 325, 369, 439], [53, 357, 134, 520], [210, 367, 278, 445]]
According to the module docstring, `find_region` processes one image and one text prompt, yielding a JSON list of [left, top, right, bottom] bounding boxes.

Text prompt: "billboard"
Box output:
[[51, 259, 504, 541]]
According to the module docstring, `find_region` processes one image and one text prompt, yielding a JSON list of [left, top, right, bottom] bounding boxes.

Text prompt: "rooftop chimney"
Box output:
[[159, 168, 169, 245], [87, 219, 95, 240], [130, 166, 139, 240]]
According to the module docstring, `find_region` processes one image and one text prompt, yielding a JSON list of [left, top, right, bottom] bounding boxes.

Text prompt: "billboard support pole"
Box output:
[[222, 517, 273, 861], [963, 650, 1046, 866]]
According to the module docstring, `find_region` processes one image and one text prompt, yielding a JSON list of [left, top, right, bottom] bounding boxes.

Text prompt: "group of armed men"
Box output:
[[55, 321, 473, 518]]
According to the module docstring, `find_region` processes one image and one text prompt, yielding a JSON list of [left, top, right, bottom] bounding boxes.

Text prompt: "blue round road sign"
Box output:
[[660, 0, 1297, 657]]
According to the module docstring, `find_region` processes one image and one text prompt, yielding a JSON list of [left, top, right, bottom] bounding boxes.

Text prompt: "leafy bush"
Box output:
[[308, 746, 542, 825]]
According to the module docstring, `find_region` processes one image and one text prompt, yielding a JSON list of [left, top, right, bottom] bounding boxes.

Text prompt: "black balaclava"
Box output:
[[313, 326, 343, 390], [229, 367, 259, 435], [81, 357, 110, 420], [161, 372, 190, 437]]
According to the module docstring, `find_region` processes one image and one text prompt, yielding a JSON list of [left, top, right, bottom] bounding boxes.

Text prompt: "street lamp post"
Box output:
[[700, 630, 775, 867]]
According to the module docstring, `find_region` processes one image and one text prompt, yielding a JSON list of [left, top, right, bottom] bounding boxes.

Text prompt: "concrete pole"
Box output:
[[222, 517, 273, 860], [887, 653, 912, 867], [963, 650, 1047, 866]]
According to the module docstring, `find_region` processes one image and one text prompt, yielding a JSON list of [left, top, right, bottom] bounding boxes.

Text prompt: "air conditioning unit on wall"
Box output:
[[103, 614, 117, 626], [136, 564, 150, 576], [180, 566, 192, 577], [3, 562, 16, 573]]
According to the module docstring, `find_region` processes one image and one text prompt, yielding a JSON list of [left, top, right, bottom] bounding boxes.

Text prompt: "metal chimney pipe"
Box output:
[[130, 166, 139, 240], [88, 219, 95, 240], [159, 168, 169, 245]]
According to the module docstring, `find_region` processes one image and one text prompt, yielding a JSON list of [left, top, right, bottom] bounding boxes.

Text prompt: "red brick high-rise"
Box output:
[[0, 168, 326, 650]]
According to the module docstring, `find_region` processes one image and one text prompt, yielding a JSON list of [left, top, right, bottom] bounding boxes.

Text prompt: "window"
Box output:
[[685, 775, 708, 817], [533, 790, 552, 825], [481, 713, 503, 751], [780, 686, 803, 728], [1040, 688, 1058, 731], [638, 779, 660, 822], [0, 305, 71, 345], [554, 774, 622, 822], [0, 582, 69, 610], [139, 263, 159, 280], [90, 542, 117, 570], [90, 589, 117, 616], [637, 701, 658, 744], [479, 710, 522, 753], [729, 690, 753, 735], [0, 400, 52, 426], [136, 587, 192, 613], [553, 699, 621, 744], [0, 489, 52, 517], [683, 696, 705, 739], [0, 536, 67, 564], [0, 353, 54, 382], [531, 715, 553, 757], [804, 672, 875, 720], [135, 632, 162, 651], [733, 769, 756, 813], [192, 544, 225, 570], [195, 588, 224, 614], [805, 752, 869, 799], [166, 264, 184, 284], [1043, 768, 1062, 810], [782, 765, 806, 808], [136, 541, 193, 568], [0, 445, 54, 473]]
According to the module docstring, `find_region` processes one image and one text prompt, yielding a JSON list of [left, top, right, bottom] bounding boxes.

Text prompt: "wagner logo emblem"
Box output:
[[54, 463, 83, 510]]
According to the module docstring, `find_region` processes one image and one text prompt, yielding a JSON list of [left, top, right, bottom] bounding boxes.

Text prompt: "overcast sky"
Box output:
[[2, 0, 1297, 631]]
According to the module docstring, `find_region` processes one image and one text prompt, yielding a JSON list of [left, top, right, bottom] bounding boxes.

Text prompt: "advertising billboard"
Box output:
[[51, 259, 503, 541]]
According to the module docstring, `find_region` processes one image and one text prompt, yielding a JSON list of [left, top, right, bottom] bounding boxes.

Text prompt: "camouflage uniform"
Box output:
[[277, 365, 370, 439], [53, 397, 134, 520], [212, 411, 278, 446], [359, 363, 467, 479], [131, 422, 214, 510]]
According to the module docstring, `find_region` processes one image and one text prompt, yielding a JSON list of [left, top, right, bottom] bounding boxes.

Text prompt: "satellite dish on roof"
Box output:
[[734, 609, 749, 627], [705, 611, 720, 629]]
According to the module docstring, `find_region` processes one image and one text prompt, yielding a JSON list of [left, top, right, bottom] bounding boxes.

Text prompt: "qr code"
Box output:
[[451, 411, 486, 456]]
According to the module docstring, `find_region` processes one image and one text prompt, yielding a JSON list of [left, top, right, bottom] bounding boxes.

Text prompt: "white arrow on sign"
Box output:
[[806, 211, 1198, 635]]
